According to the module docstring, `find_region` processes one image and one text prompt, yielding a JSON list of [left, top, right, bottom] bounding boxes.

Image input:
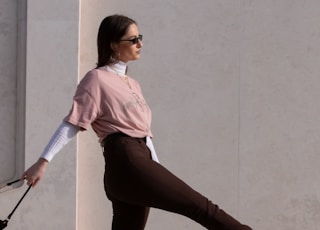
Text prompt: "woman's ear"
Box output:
[[110, 42, 118, 52]]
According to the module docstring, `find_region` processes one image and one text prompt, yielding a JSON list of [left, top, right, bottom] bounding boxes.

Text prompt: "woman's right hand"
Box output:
[[21, 158, 48, 187]]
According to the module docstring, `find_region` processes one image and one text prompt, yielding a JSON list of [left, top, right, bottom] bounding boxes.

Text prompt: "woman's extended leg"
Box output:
[[106, 193, 150, 230], [104, 134, 252, 230]]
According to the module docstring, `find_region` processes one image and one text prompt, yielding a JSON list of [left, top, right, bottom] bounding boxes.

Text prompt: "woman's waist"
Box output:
[[102, 132, 147, 147]]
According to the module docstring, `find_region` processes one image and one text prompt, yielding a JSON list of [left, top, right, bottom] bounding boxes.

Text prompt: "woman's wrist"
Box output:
[[38, 157, 49, 165]]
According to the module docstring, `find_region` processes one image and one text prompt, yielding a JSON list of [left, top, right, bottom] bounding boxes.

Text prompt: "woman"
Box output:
[[22, 15, 252, 230]]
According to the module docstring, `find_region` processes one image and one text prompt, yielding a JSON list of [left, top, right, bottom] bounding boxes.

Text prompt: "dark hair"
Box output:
[[96, 14, 136, 68]]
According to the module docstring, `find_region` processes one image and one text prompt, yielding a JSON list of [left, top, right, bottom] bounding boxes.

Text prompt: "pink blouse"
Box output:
[[64, 68, 153, 142]]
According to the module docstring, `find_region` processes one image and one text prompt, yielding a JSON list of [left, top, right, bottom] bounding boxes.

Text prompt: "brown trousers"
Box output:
[[103, 133, 252, 230]]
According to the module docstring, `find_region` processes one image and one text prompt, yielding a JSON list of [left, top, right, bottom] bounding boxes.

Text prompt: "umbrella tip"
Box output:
[[0, 219, 8, 229]]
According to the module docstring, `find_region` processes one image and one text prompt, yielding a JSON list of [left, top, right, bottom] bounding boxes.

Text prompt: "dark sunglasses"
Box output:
[[120, 34, 143, 44]]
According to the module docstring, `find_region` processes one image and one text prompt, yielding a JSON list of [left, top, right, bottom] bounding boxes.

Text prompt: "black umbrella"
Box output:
[[0, 179, 32, 229]]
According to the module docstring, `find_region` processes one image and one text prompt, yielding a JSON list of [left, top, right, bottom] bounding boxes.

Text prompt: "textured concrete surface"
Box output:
[[1, 1, 320, 230]]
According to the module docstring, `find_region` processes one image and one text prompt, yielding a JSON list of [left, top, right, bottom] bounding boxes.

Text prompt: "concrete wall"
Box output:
[[1, 0, 79, 229], [24, 0, 79, 228], [79, 1, 320, 230], [0, 0, 21, 186], [1, 1, 320, 230]]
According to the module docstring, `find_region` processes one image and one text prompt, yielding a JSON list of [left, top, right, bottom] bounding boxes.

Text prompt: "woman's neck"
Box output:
[[106, 61, 127, 77]]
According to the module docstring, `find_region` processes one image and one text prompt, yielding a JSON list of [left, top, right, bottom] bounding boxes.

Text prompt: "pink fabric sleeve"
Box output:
[[64, 71, 100, 130]]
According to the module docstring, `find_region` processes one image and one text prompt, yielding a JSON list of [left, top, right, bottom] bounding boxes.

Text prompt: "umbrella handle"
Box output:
[[0, 179, 32, 228], [0, 179, 21, 190], [6, 179, 22, 187], [7, 184, 32, 221]]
